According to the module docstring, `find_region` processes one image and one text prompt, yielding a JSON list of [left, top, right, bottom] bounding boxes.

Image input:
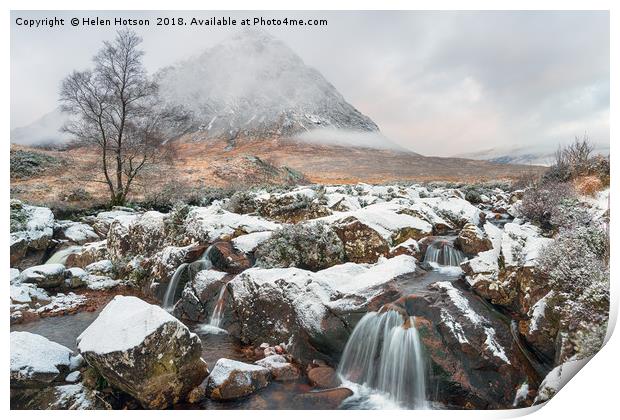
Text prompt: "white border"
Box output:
[[2, 1, 617, 419]]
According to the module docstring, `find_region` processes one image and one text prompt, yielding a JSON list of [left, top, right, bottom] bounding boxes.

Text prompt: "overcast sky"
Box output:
[[11, 10, 609, 156]]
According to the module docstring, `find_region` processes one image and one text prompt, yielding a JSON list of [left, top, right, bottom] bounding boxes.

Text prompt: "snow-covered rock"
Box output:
[[10, 200, 55, 267], [65, 267, 88, 288], [85, 259, 115, 275], [184, 202, 279, 243], [55, 220, 99, 245], [18, 263, 66, 289], [10, 282, 49, 304], [65, 240, 108, 268], [77, 296, 208, 408], [255, 355, 300, 381], [206, 358, 270, 400], [107, 211, 167, 263], [229, 255, 416, 362], [36, 292, 87, 315], [534, 358, 590, 404], [10, 331, 73, 388], [11, 383, 110, 409], [456, 223, 492, 255], [92, 208, 137, 236], [174, 269, 228, 322], [231, 231, 273, 254]]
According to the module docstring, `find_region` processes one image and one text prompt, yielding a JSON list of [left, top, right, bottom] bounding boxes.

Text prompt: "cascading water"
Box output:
[[424, 239, 466, 266], [337, 310, 428, 409], [162, 246, 213, 311], [45, 245, 83, 265], [208, 284, 227, 328]]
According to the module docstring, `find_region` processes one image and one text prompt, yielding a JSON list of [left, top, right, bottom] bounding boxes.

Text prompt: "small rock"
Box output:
[[255, 355, 300, 381], [307, 366, 341, 389], [186, 386, 205, 404], [206, 358, 271, 401], [293, 387, 353, 409], [18, 264, 66, 289], [65, 371, 81, 383]]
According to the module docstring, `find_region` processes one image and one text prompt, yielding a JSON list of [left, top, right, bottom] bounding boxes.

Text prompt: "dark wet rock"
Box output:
[[174, 269, 230, 323], [307, 366, 340, 389], [77, 296, 209, 409], [293, 387, 353, 409], [10, 383, 112, 409], [206, 358, 270, 401], [207, 241, 252, 274], [385, 283, 530, 409]]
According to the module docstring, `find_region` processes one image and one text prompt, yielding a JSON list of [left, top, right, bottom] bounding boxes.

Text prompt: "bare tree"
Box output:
[[60, 29, 188, 206]]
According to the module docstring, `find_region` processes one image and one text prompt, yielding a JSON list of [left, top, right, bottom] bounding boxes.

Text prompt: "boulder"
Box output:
[[456, 223, 492, 255], [10, 332, 73, 388], [229, 256, 415, 363], [77, 296, 208, 408], [54, 221, 100, 245], [384, 283, 530, 409], [534, 358, 589, 404], [148, 244, 202, 299], [207, 241, 252, 273], [18, 264, 66, 289], [10, 383, 111, 410], [255, 355, 300, 381], [420, 196, 481, 228], [388, 238, 422, 260], [184, 202, 279, 243], [293, 388, 353, 409], [85, 259, 115, 276], [206, 358, 271, 400], [65, 267, 88, 288], [65, 240, 108, 268], [91, 208, 137, 236], [107, 211, 166, 263], [174, 269, 229, 322], [332, 217, 390, 263], [308, 366, 340, 389], [10, 200, 55, 268], [231, 231, 273, 254], [255, 188, 332, 223]]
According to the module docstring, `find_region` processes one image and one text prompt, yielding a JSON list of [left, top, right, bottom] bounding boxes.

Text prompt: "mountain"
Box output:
[[456, 144, 610, 166], [10, 108, 71, 147], [11, 29, 391, 150], [156, 29, 380, 143]]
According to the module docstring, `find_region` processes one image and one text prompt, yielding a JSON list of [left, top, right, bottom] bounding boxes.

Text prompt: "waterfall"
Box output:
[[162, 246, 213, 311], [208, 284, 227, 328], [45, 246, 83, 265], [163, 263, 188, 310], [424, 239, 466, 266], [338, 310, 428, 408]]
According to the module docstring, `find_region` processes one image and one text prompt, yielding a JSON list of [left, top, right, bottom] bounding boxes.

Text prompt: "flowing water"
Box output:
[[197, 284, 229, 335], [45, 245, 83, 265], [423, 238, 466, 267], [163, 246, 214, 311], [337, 311, 428, 409]]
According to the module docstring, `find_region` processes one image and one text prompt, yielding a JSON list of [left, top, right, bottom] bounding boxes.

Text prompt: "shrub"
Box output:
[[574, 175, 603, 197], [10, 149, 63, 179], [255, 222, 345, 271], [519, 182, 575, 230], [224, 191, 258, 214], [59, 187, 93, 202]]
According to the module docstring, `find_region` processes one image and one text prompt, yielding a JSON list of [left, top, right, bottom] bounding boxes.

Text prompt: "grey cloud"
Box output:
[[10, 10, 609, 156]]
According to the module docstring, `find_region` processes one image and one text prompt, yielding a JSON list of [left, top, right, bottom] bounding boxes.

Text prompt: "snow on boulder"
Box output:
[[254, 355, 300, 381], [10, 282, 49, 304], [534, 358, 590, 404], [501, 222, 553, 269], [107, 211, 167, 263], [92, 208, 137, 236], [55, 220, 100, 245], [184, 202, 279, 243], [175, 269, 229, 322], [10, 331, 73, 388], [84, 259, 115, 276], [11, 383, 110, 409], [229, 255, 416, 363], [65, 240, 108, 268], [455, 223, 492, 255], [18, 263, 66, 289], [231, 231, 273, 254], [206, 358, 270, 400], [77, 295, 208, 408], [421, 196, 481, 228], [10, 200, 55, 267]]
